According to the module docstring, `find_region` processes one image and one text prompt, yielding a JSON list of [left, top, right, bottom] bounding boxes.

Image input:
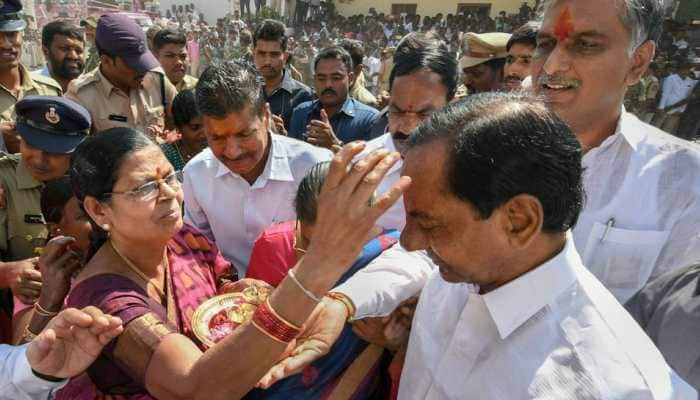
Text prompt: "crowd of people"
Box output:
[[1, 0, 700, 399]]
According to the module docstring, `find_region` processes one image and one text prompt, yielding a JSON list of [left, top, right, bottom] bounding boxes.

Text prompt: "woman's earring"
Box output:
[[102, 224, 110, 231]]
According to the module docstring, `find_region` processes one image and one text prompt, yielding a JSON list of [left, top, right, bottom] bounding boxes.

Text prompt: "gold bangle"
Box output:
[[23, 326, 38, 341], [250, 319, 290, 344], [34, 302, 59, 317], [263, 298, 303, 331], [326, 292, 356, 322]]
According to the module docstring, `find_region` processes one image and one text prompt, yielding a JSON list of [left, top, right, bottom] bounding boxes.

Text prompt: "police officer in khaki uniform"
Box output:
[[66, 13, 176, 135], [0, 0, 62, 154], [459, 32, 511, 94], [0, 95, 89, 343]]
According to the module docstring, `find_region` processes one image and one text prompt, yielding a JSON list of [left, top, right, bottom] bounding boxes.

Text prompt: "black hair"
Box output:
[[339, 39, 364, 71], [390, 32, 458, 101], [295, 161, 374, 224], [152, 29, 187, 52], [313, 46, 353, 73], [195, 60, 265, 118], [294, 161, 331, 225], [41, 176, 74, 224], [172, 89, 201, 127], [506, 22, 538, 52], [70, 128, 156, 260], [253, 19, 288, 51], [41, 20, 83, 48], [408, 92, 583, 233]]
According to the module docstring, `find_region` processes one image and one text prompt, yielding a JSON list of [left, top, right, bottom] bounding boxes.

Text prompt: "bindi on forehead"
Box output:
[[553, 7, 575, 42], [154, 166, 168, 180]]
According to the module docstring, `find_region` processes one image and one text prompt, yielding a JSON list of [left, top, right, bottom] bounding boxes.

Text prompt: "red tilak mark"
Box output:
[[553, 7, 575, 41]]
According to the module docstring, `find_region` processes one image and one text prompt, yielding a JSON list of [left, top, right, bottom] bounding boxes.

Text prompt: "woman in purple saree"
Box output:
[[58, 122, 404, 399]]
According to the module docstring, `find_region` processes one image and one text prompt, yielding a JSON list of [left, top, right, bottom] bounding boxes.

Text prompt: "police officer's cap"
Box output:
[[0, 0, 26, 32], [15, 96, 91, 154]]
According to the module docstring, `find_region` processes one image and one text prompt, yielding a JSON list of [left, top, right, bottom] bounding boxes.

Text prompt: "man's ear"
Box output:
[[625, 40, 655, 87], [500, 194, 543, 250]]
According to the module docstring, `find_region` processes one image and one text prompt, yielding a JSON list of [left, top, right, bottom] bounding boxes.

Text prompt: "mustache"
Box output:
[[62, 59, 84, 68], [537, 74, 581, 89], [392, 131, 410, 141], [321, 89, 337, 96]]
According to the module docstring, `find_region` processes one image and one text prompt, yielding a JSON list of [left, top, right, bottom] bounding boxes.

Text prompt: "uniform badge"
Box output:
[[45, 107, 60, 124], [24, 214, 44, 224]]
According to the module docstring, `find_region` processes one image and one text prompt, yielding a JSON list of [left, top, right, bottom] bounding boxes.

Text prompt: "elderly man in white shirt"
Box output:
[[184, 61, 331, 277], [268, 92, 694, 398], [396, 93, 693, 399], [1, 307, 122, 400], [531, 0, 700, 304]]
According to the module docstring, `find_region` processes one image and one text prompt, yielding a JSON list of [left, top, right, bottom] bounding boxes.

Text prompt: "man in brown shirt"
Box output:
[[0, 0, 61, 154], [65, 13, 176, 135]]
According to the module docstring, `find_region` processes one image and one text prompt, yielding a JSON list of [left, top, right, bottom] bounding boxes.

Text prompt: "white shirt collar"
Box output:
[[214, 133, 295, 185], [380, 132, 403, 175], [588, 108, 644, 156], [482, 233, 579, 339]]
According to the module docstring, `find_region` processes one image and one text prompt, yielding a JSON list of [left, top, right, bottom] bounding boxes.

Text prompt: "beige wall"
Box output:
[[335, 0, 527, 19]]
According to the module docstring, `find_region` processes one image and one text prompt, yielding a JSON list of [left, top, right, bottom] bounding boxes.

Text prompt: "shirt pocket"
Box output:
[[7, 212, 46, 260], [582, 221, 669, 301]]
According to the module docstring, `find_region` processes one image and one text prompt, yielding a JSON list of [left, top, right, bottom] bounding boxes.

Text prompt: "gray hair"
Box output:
[[620, 0, 664, 53], [542, 0, 664, 54]]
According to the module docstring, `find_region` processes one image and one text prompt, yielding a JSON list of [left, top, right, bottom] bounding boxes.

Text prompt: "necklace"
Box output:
[[110, 240, 168, 301], [173, 141, 194, 164]]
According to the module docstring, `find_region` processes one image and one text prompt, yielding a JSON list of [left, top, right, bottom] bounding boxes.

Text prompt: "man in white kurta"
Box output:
[[531, 0, 700, 304], [394, 93, 694, 399], [399, 236, 694, 399]]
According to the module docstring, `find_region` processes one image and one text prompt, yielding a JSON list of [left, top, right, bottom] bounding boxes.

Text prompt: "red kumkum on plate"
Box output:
[[192, 286, 272, 347]]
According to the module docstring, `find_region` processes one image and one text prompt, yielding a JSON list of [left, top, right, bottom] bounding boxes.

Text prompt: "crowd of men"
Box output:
[[1, 0, 700, 398]]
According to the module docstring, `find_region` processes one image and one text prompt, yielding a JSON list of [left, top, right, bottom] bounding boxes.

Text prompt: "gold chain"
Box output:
[[174, 141, 194, 163], [110, 240, 168, 300]]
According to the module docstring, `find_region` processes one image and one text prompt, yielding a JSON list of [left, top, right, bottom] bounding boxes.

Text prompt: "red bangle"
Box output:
[[251, 298, 301, 343]]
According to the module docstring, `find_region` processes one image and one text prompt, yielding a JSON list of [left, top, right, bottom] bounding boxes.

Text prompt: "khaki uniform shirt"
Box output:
[[0, 65, 62, 122], [0, 155, 46, 261], [175, 74, 198, 92], [65, 67, 177, 133], [351, 72, 378, 108]]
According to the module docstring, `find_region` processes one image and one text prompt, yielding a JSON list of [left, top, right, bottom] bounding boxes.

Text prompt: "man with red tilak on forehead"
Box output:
[[532, 0, 700, 305]]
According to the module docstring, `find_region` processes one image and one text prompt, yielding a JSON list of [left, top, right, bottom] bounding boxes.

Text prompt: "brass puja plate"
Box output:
[[192, 287, 271, 347]]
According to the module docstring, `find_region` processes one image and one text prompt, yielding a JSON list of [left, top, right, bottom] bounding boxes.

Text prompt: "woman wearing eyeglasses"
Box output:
[[62, 127, 406, 399]]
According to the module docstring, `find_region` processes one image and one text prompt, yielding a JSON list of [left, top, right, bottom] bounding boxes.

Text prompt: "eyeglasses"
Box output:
[[107, 170, 183, 202]]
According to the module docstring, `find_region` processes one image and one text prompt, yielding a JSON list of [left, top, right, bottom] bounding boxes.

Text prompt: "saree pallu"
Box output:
[[244, 229, 400, 400], [61, 224, 233, 399]]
